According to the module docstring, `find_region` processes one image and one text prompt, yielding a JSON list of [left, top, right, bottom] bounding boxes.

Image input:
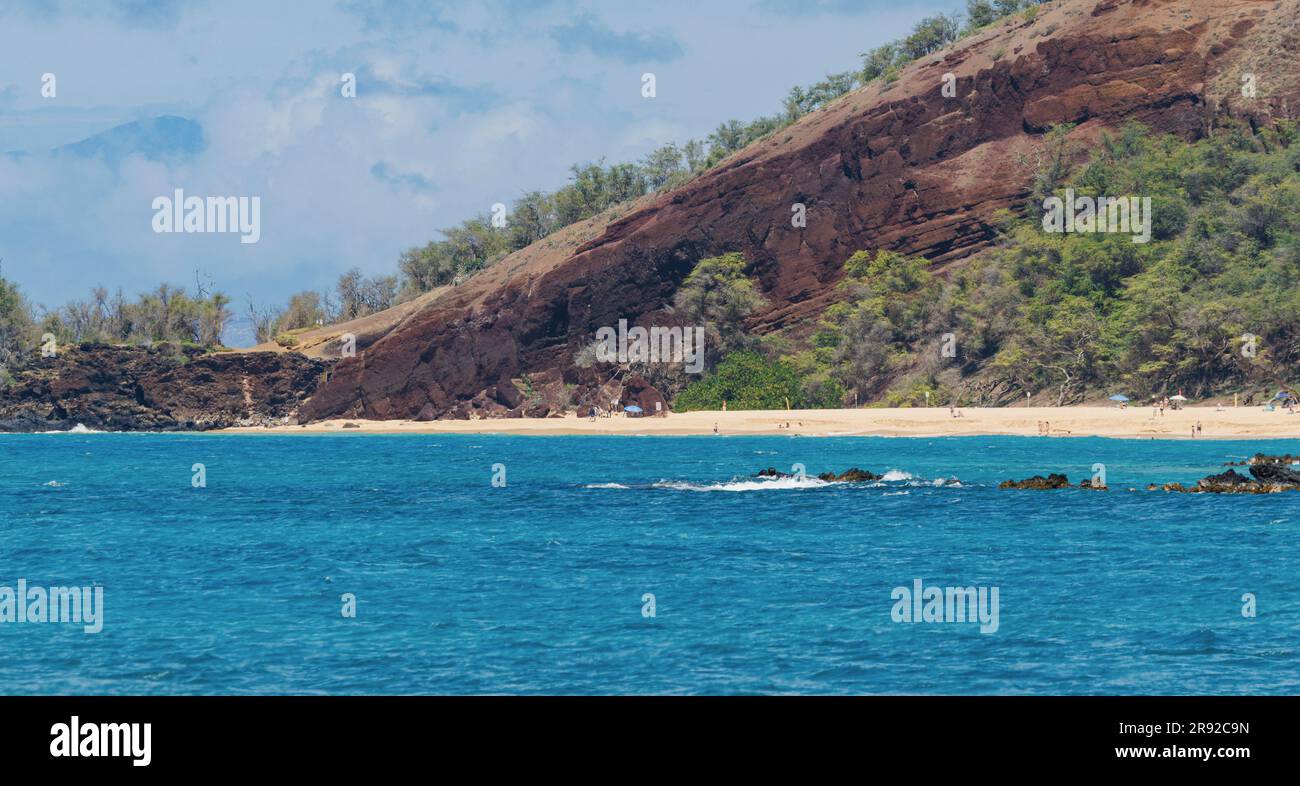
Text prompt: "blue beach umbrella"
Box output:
[[1109, 394, 1129, 402], [624, 405, 643, 413]]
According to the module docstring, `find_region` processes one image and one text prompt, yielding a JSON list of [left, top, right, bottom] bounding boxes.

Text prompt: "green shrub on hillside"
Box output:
[[674, 351, 826, 411]]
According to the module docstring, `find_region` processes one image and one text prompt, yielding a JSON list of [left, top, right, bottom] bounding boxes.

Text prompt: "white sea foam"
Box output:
[[654, 476, 830, 492], [584, 482, 630, 489], [652, 468, 963, 493], [39, 423, 102, 434]]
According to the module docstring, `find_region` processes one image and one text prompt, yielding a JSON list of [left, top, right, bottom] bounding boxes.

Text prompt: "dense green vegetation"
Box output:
[[0, 275, 34, 382], [674, 351, 840, 411], [671, 252, 767, 371], [698, 120, 1300, 408], [38, 284, 233, 348], [0, 277, 235, 362]]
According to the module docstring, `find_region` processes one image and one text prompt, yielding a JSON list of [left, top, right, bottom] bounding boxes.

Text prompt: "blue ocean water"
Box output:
[[1, 432, 1297, 695]]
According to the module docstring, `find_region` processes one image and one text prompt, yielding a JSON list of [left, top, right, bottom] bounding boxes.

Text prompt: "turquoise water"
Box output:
[[1, 432, 1297, 695]]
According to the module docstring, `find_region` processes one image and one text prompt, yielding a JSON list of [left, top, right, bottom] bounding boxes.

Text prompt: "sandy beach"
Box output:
[[222, 405, 1300, 440]]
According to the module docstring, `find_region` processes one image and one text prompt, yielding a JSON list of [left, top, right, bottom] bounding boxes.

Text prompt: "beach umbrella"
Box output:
[[624, 405, 643, 413], [1170, 395, 1187, 401], [1108, 394, 1129, 402], [1275, 391, 1291, 400]]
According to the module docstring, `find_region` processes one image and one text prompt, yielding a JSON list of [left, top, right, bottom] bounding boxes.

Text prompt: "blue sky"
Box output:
[[0, 0, 952, 344]]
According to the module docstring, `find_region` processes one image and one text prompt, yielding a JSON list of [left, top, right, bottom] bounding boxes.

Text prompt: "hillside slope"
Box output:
[[301, 0, 1300, 421]]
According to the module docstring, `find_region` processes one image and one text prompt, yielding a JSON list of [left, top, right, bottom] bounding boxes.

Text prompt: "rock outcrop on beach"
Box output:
[[0, 344, 330, 432], [295, 0, 1300, 423]]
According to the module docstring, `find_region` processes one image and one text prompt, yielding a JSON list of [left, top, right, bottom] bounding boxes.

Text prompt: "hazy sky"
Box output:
[[0, 0, 953, 344]]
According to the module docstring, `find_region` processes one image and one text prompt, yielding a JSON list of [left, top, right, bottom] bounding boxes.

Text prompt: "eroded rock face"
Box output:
[[300, 0, 1300, 423], [0, 344, 330, 431]]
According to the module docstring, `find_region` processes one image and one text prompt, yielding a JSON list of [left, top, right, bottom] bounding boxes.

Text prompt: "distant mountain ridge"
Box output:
[[50, 115, 205, 165]]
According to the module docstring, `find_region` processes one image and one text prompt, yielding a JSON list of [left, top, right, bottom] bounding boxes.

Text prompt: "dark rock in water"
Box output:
[[756, 467, 881, 482], [817, 468, 880, 482], [1153, 466, 1300, 494], [999, 473, 1070, 490], [1199, 469, 1255, 489], [0, 344, 331, 432], [1249, 463, 1300, 485], [1078, 479, 1108, 490]]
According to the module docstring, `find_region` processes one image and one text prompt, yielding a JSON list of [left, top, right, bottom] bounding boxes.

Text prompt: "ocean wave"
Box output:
[[583, 483, 630, 489], [871, 472, 963, 488], [653, 476, 831, 492], [652, 469, 965, 492], [36, 423, 103, 434]]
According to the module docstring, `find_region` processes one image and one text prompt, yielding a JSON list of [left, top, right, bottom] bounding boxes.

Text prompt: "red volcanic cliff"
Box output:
[[0, 345, 329, 431], [301, 0, 1300, 421]]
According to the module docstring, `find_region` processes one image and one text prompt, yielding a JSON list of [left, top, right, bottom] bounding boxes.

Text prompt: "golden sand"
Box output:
[[221, 405, 1300, 439]]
